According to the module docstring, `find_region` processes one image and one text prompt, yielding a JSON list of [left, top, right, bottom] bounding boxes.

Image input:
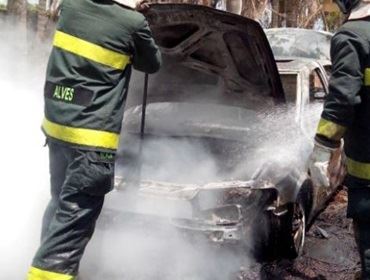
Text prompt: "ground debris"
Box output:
[[240, 189, 360, 280], [314, 226, 330, 239]]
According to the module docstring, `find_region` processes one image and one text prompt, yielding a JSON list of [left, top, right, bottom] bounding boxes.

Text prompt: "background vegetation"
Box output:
[[1, 0, 345, 44]]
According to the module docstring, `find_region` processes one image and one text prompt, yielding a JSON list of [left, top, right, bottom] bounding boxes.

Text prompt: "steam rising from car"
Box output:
[[0, 23, 251, 279], [0, 20, 324, 280], [117, 99, 322, 184], [81, 72, 324, 278]]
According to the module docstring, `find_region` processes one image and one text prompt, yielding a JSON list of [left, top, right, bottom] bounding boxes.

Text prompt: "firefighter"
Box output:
[[309, 0, 370, 279], [27, 0, 161, 279]]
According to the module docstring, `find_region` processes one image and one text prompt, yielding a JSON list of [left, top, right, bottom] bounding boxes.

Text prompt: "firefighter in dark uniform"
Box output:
[[27, 0, 161, 279], [309, 0, 370, 279]]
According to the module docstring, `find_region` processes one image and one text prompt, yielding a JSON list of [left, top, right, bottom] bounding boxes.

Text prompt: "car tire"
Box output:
[[250, 209, 280, 262], [281, 199, 306, 259]]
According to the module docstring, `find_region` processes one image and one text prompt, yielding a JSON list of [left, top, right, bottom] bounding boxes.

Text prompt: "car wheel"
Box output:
[[283, 200, 306, 259], [249, 210, 278, 262], [252, 201, 306, 262]]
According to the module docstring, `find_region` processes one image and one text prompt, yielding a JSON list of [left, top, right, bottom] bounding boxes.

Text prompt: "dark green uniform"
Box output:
[[315, 19, 370, 279], [28, 0, 161, 278]]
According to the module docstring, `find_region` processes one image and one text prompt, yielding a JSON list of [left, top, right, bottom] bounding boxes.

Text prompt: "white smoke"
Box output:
[[80, 94, 323, 279], [0, 17, 325, 280], [0, 21, 50, 279], [0, 20, 251, 280]]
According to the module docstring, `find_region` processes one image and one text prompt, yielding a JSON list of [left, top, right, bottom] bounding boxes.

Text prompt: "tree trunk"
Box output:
[[271, 0, 279, 27], [240, 0, 268, 20], [7, 0, 21, 14], [226, 0, 242, 15], [7, 0, 27, 52], [278, 0, 285, 26], [286, 0, 297, 27], [37, 0, 48, 41], [7, 0, 27, 22]]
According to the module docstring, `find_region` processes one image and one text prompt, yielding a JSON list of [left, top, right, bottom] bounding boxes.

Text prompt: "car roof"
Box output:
[[275, 56, 327, 73], [265, 28, 333, 61]]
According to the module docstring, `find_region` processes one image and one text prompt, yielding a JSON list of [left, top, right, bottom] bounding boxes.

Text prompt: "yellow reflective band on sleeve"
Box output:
[[28, 266, 75, 280], [364, 68, 370, 86], [42, 118, 119, 150], [347, 158, 370, 180], [53, 30, 131, 70], [316, 118, 347, 141]]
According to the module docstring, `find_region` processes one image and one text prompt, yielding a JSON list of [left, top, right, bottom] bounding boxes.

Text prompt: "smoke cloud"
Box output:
[[0, 21, 50, 279], [80, 87, 323, 279], [0, 18, 324, 280]]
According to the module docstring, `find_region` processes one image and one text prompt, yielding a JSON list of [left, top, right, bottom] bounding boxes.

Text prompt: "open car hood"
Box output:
[[127, 4, 284, 110]]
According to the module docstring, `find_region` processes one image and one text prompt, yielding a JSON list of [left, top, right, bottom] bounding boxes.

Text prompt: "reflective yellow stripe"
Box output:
[[316, 118, 346, 141], [53, 30, 131, 70], [347, 158, 370, 180], [28, 266, 75, 280], [364, 68, 370, 86], [42, 118, 119, 150]]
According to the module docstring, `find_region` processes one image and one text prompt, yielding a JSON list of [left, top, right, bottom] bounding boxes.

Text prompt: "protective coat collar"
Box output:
[[349, 1, 370, 19], [112, 0, 137, 9]]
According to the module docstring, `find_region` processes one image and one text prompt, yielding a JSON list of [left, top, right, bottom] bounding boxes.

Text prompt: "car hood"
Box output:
[[114, 178, 262, 200], [127, 4, 284, 110]]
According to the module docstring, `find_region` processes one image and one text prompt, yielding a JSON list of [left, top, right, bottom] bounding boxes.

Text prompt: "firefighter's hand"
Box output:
[[308, 141, 335, 188], [135, 0, 150, 12]]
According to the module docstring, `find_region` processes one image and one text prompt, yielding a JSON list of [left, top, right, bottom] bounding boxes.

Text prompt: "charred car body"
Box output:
[[265, 28, 333, 61], [103, 4, 344, 261], [265, 28, 333, 77]]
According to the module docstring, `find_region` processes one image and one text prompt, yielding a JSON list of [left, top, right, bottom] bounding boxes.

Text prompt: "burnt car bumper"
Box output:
[[170, 204, 244, 243], [99, 179, 285, 244]]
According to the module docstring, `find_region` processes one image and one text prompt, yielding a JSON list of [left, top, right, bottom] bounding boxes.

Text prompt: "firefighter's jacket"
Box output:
[[315, 18, 370, 182], [42, 0, 161, 151]]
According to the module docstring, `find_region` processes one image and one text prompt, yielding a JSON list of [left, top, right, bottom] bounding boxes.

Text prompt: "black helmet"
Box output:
[[334, 0, 361, 14]]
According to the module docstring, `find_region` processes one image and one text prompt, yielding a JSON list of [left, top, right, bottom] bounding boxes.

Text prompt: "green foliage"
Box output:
[[325, 11, 345, 32], [0, 4, 7, 11], [27, 3, 38, 12]]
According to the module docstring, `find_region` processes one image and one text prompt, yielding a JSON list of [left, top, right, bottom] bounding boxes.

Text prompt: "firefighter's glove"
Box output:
[[308, 141, 336, 188]]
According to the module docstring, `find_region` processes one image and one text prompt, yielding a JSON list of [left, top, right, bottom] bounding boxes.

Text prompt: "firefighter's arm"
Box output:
[[132, 18, 162, 74], [309, 30, 369, 187], [315, 29, 369, 147]]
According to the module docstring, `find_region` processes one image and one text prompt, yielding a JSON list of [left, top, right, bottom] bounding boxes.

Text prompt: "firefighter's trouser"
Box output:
[[28, 141, 114, 279], [348, 184, 370, 280]]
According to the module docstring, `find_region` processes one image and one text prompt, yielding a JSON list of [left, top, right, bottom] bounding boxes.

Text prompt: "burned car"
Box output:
[[104, 4, 344, 261], [265, 28, 333, 76], [265, 28, 332, 61]]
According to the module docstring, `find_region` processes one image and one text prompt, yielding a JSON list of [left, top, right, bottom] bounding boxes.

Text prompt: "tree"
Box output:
[[37, 0, 48, 41], [241, 0, 268, 19], [285, 0, 298, 27], [7, 0, 27, 25], [271, 0, 279, 27], [263, 0, 329, 30]]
